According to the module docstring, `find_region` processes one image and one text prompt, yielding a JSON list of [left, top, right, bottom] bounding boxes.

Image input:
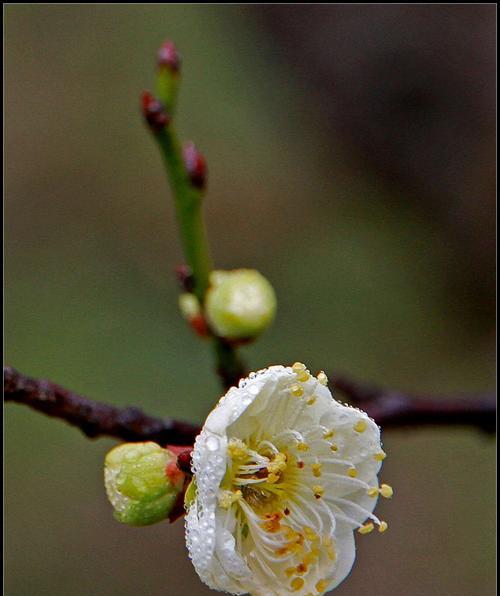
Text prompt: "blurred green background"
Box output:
[[5, 5, 495, 596]]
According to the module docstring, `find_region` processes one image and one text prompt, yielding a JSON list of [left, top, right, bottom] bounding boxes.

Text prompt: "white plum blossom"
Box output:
[[185, 364, 391, 595]]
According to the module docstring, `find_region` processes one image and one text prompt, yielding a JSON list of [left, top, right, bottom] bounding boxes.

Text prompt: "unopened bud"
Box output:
[[183, 142, 207, 189], [179, 293, 209, 337], [141, 91, 170, 132], [157, 40, 181, 73], [175, 264, 195, 293], [205, 269, 277, 340], [104, 442, 184, 527]]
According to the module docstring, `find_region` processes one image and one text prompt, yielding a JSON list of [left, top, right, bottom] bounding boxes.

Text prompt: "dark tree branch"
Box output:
[[331, 374, 496, 434], [3, 366, 199, 445], [4, 366, 496, 449]]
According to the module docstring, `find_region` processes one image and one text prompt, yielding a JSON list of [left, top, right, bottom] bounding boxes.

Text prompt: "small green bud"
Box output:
[[179, 292, 201, 321], [205, 269, 277, 340], [104, 442, 184, 527]]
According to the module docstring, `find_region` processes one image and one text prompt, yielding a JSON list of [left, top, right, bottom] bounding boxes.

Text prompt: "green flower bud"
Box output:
[[104, 442, 184, 527], [179, 292, 201, 321], [205, 269, 277, 340]]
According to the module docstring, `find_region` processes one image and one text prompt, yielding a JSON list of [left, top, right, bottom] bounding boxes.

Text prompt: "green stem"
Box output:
[[214, 338, 246, 390], [155, 129, 212, 303]]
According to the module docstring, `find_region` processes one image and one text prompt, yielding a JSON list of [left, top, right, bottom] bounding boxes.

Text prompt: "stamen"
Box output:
[[316, 579, 328, 593], [312, 463, 322, 478], [380, 484, 393, 498], [374, 450, 387, 461], [292, 362, 306, 373], [358, 522, 374, 534], [290, 577, 304, 591], [367, 487, 379, 497], [303, 526, 319, 542], [227, 438, 248, 459], [347, 467, 358, 478], [260, 512, 283, 533], [292, 362, 311, 383], [297, 442, 310, 452], [218, 489, 242, 509], [306, 395, 317, 405], [296, 562, 308, 574], [317, 371, 328, 385], [290, 383, 304, 397], [354, 419, 367, 433], [323, 429, 335, 439], [312, 485, 324, 499], [378, 521, 389, 533]]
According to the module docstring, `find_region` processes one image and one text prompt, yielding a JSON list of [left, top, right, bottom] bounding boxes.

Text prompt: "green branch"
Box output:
[[141, 42, 245, 389], [155, 128, 212, 303]]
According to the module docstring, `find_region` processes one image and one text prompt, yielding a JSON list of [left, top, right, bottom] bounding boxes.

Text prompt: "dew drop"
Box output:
[[206, 436, 220, 452]]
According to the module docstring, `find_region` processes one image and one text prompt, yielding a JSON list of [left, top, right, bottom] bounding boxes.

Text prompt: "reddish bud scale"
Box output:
[[190, 314, 210, 338], [175, 263, 195, 293], [141, 91, 170, 132], [166, 459, 185, 486], [157, 40, 181, 72], [183, 141, 207, 189], [176, 449, 193, 475]]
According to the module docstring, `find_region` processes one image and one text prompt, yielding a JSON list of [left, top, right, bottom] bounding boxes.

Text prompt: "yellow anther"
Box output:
[[322, 535, 332, 547], [284, 527, 300, 541], [312, 485, 324, 499], [312, 463, 322, 477], [261, 512, 282, 533], [380, 483, 393, 499], [347, 467, 358, 478], [285, 566, 296, 578], [296, 562, 308, 575], [290, 383, 304, 397], [358, 522, 375, 534], [268, 452, 287, 474], [218, 489, 242, 509], [315, 579, 328, 593], [267, 472, 279, 484], [317, 371, 328, 385], [323, 429, 334, 439], [291, 577, 305, 592], [303, 526, 319, 542], [354, 419, 367, 433], [293, 363, 310, 382], [374, 450, 387, 461], [327, 546, 336, 561], [367, 487, 379, 498], [306, 395, 317, 405], [378, 521, 389, 533], [227, 438, 248, 459], [303, 550, 318, 566], [330, 443, 338, 452], [297, 442, 309, 452]]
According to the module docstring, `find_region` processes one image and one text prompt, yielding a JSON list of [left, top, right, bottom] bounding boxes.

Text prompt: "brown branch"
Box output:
[[331, 374, 496, 434], [4, 366, 496, 450], [3, 366, 200, 445]]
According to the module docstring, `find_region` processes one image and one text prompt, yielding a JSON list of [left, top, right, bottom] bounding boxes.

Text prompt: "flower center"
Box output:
[[220, 437, 294, 514]]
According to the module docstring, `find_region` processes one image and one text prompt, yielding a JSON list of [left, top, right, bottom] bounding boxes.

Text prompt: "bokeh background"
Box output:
[[5, 5, 496, 596]]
